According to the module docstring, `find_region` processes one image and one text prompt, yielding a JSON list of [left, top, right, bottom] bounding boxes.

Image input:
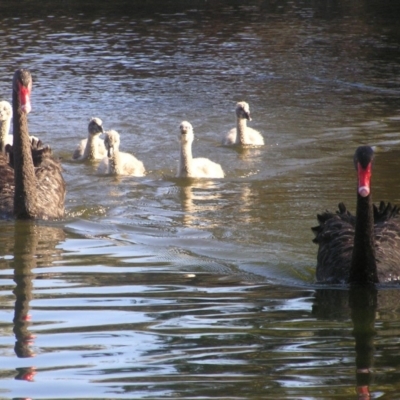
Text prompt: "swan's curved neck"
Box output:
[[179, 139, 194, 177], [349, 193, 379, 284], [235, 117, 247, 145], [108, 148, 122, 175], [84, 134, 100, 160], [0, 119, 10, 152], [13, 90, 37, 219]]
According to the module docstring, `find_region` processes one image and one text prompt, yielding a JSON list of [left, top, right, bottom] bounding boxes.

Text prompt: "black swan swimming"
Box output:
[[312, 146, 400, 284], [0, 69, 65, 220]]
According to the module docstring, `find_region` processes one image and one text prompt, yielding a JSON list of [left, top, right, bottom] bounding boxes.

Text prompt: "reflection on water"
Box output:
[[313, 287, 377, 397], [0, 221, 65, 384], [1, 0, 400, 398], [312, 285, 400, 398], [12, 224, 36, 360], [177, 179, 223, 228]]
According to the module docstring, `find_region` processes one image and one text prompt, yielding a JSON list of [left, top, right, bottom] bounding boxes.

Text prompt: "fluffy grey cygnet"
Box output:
[[222, 101, 264, 146], [177, 121, 224, 178], [0, 100, 13, 152], [72, 117, 106, 161], [97, 129, 145, 176]]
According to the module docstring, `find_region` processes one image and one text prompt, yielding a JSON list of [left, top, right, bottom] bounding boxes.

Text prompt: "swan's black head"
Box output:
[[13, 69, 32, 114], [354, 146, 374, 169]]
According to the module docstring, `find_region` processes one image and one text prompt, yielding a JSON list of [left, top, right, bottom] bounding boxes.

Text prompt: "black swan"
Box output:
[[222, 101, 264, 146], [0, 69, 66, 220], [312, 146, 400, 284]]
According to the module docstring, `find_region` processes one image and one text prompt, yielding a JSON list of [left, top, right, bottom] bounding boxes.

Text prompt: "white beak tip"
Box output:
[[358, 186, 370, 197]]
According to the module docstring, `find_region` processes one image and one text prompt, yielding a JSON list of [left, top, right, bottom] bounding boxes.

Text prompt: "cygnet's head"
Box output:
[[88, 117, 104, 136], [236, 101, 251, 121], [0, 100, 12, 122], [104, 130, 120, 157], [179, 121, 194, 144]]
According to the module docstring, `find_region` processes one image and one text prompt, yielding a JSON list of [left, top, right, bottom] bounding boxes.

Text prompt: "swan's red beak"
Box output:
[[19, 81, 32, 114], [357, 162, 372, 197]]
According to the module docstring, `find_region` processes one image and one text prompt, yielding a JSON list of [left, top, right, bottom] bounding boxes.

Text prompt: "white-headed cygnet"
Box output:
[[72, 117, 106, 161], [97, 129, 145, 176], [222, 101, 264, 146], [177, 121, 224, 179], [0, 100, 13, 152], [0, 100, 39, 153]]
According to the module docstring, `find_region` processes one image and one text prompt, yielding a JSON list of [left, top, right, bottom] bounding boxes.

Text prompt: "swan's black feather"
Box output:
[[0, 138, 65, 219], [313, 201, 400, 283], [0, 153, 15, 217], [5, 137, 52, 168]]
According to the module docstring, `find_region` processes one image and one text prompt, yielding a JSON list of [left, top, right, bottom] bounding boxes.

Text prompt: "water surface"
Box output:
[[1, 1, 400, 398]]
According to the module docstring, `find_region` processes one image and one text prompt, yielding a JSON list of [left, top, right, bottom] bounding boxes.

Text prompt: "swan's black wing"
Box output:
[[35, 157, 66, 220], [5, 137, 52, 168], [373, 202, 400, 282], [313, 201, 400, 284], [312, 202, 355, 283], [1, 139, 66, 220], [0, 153, 15, 217]]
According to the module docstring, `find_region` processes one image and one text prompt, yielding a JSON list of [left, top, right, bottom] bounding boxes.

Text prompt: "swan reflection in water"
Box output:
[[312, 285, 393, 398], [177, 180, 223, 228], [4, 221, 65, 380]]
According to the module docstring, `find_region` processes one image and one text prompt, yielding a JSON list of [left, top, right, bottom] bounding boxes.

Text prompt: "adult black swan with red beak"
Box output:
[[312, 146, 400, 284], [0, 69, 65, 219]]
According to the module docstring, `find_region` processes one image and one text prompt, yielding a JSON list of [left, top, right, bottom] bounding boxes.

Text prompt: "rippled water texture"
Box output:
[[1, 1, 400, 398]]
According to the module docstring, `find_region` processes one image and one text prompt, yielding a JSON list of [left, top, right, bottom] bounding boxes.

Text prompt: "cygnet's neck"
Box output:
[[235, 117, 248, 145], [108, 147, 122, 175], [84, 134, 101, 160], [0, 118, 10, 151], [179, 138, 194, 177]]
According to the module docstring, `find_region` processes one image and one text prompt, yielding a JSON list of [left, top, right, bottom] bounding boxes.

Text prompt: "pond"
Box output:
[[1, 0, 400, 398]]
